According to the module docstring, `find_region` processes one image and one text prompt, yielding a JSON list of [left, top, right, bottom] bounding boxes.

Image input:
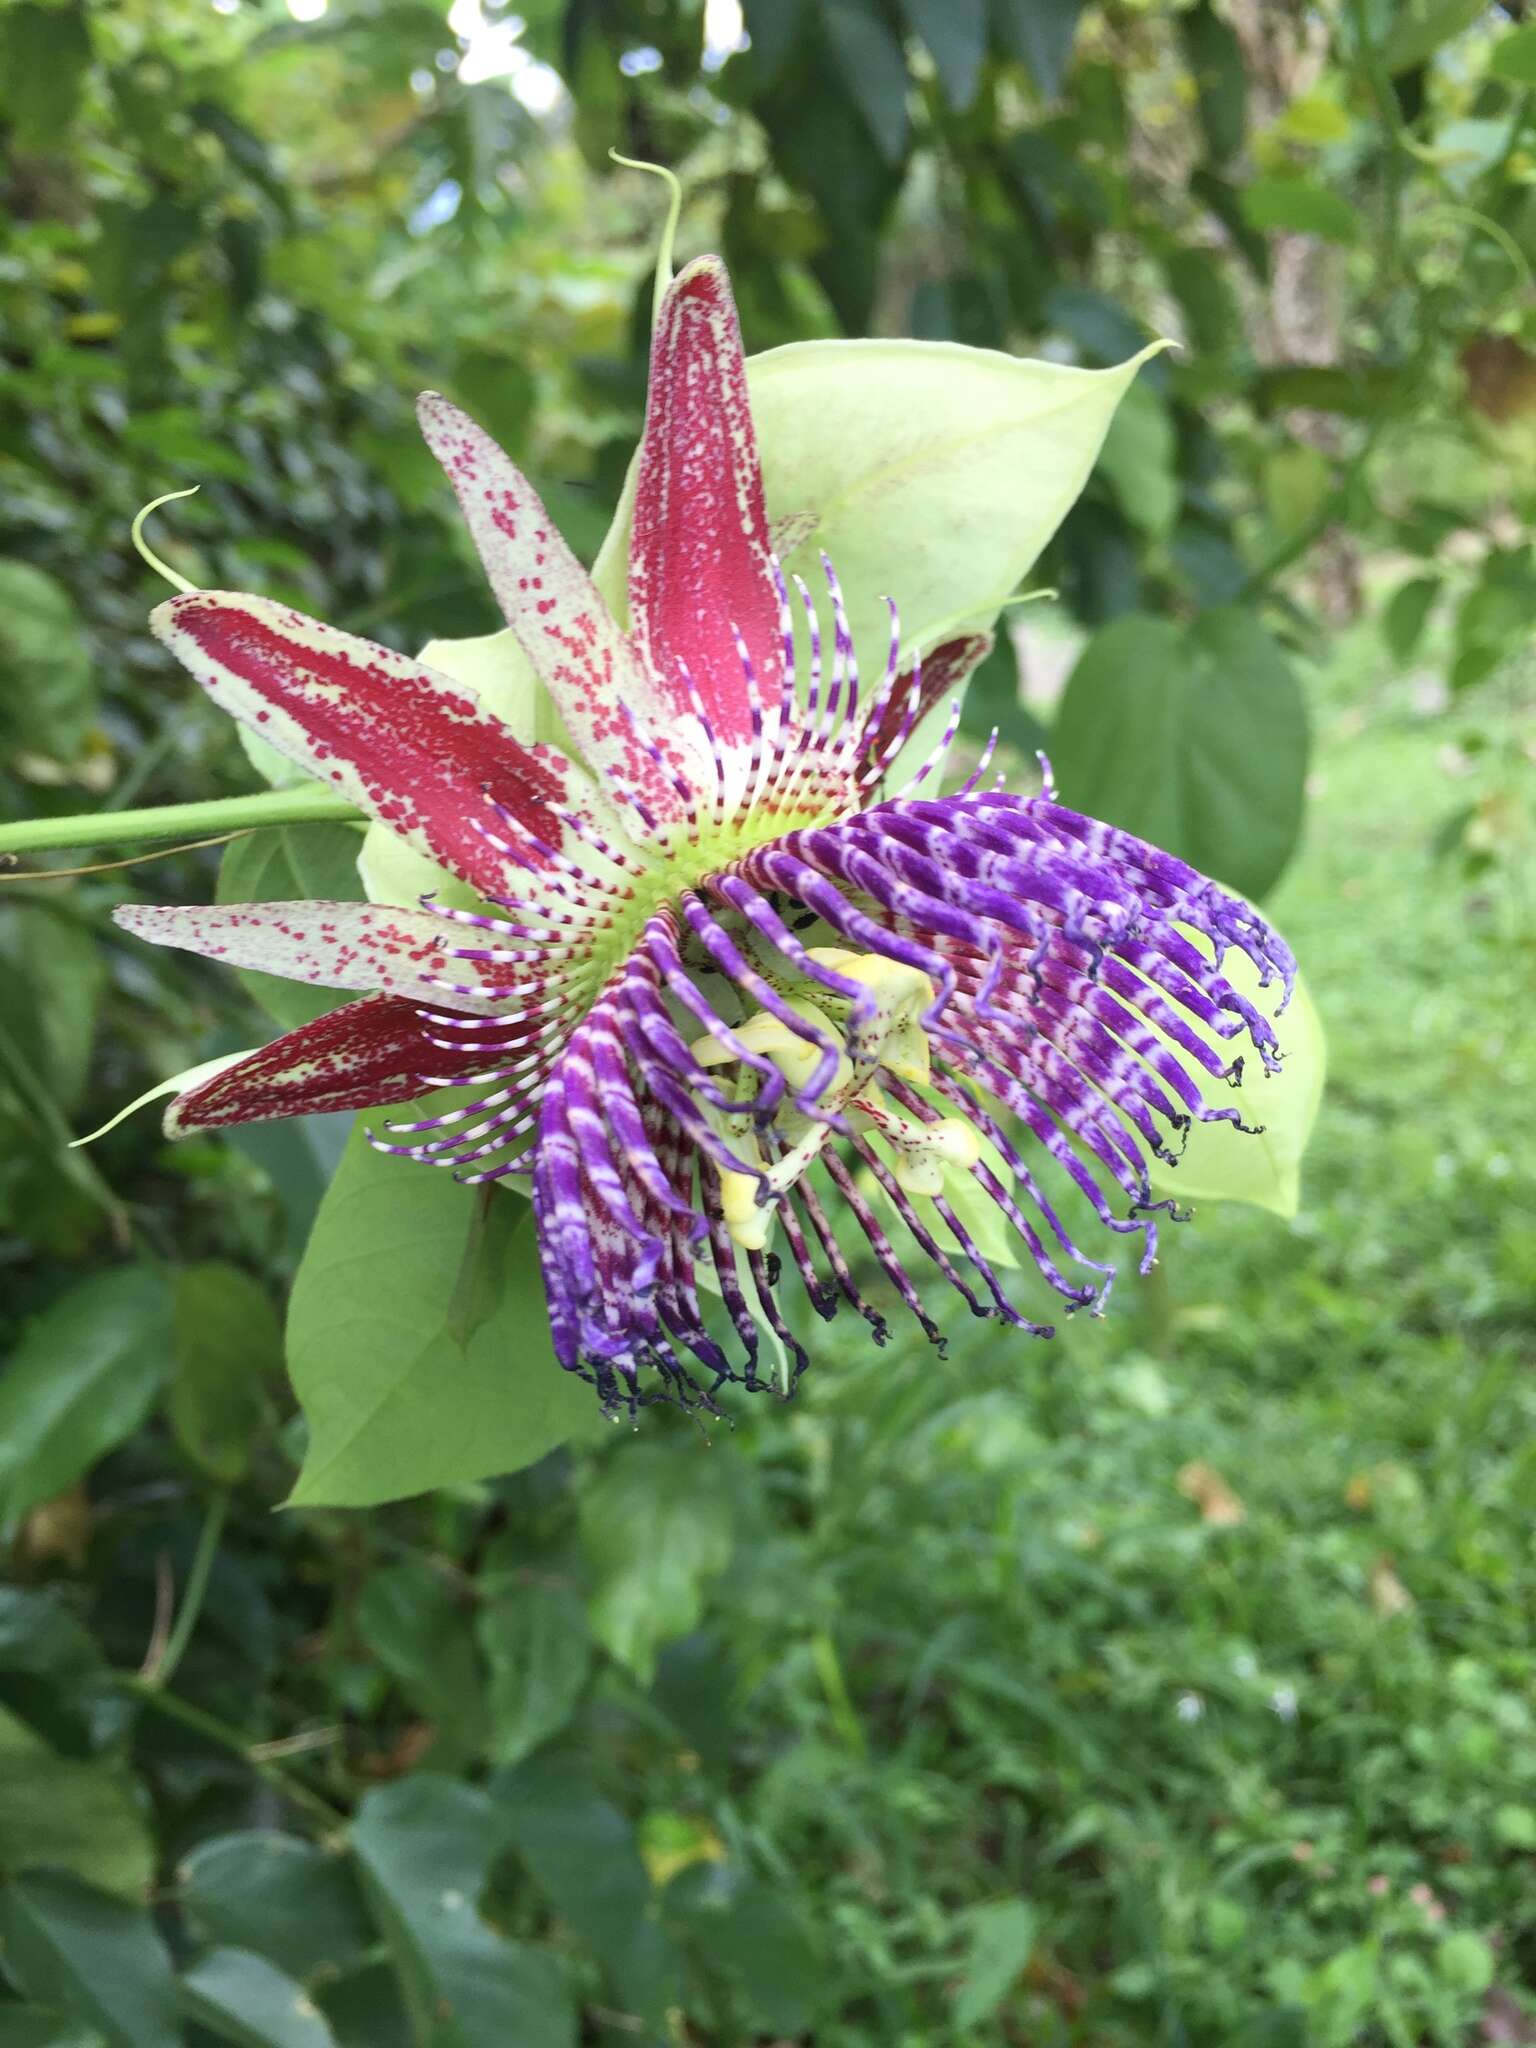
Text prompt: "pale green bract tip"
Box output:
[[131, 485, 202, 595], [69, 1049, 256, 1149], [609, 151, 683, 328]]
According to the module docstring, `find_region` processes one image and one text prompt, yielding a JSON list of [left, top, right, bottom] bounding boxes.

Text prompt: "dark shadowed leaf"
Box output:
[[285, 1114, 600, 1508], [0, 904, 106, 1115], [0, 1267, 173, 1528], [355, 1557, 489, 1753], [651, 1634, 737, 1777], [664, 1861, 822, 2035], [1049, 609, 1308, 900], [739, 0, 806, 78], [1165, 246, 1241, 353], [491, 1753, 682, 2027], [177, 1834, 374, 1986], [178, 1948, 338, 2048], [1179, 1, 1247, 162], [0, 2009, 106, 2048], [350, 1777, 575, 2048], [900, 0, 986, 109], [0, 1872, 180, 2048], [476, 1579, 591, 1766], [170, 1263, 283, 1484], [311, 1965, 412, 2048], [992, 0, 1085, 97], [824, 0, 911, 164], [0, 562, 96, 763]]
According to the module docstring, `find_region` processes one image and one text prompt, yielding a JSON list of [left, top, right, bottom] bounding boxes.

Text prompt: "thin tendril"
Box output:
[[131, 486, 202, 595]]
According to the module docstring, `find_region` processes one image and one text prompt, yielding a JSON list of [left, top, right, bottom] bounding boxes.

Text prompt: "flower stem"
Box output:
[[0, 786, 364, 858]]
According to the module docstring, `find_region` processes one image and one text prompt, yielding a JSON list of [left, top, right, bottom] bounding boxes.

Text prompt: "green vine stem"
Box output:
[[0, 785, 364, 859], [144, 1490, 231, 1690]]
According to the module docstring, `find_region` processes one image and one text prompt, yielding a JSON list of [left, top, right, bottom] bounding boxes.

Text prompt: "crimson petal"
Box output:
[[152, 591, 579, 898], [164, 995, 457, 1135], [629, 257, 781, 752]]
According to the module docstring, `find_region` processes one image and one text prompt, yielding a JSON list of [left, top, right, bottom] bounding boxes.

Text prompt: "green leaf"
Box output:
[[179, 1949, 337, 2048], [0, 1707, 154, 1900], [0, 561, 96, 763], [1147, 952, 1326, 1221], [1436, 1930, 1495, 1995], [477, 1579, 592, 1767], [355, 1558, 489, 1752], [1489, 23, 1536, 85], [578, 1445, 736, 1683], [598, 334, 1160, 718], [0, 2009, 106, 2048], [0, 1266, 173, 1528], [958, 631, 1046, 754], [0, 4, 93, 155], [824, 0, 910, 164], [663, 1862, 821, 2036], [900, 0, 986, 109], [1382, 0, 1485, 75], [177, 1834, 373, 1987], [1179, 1, 1247, 162], [217, 824, 369, 1029], [0, 903, 107, 1113], [1252, 364, 1410, 418], [0, 1590, 102, 1690], [1241, 176, 1360, 247], [0, 1872, 180, 2048], [992, 0, 1085, 97], [350, 1778, 575, 2048], [953, 1898, 1037, 2031], [284, 1115, 599, 1507], [491, 1754, 682, 2026], [1049, 609, 1309, 902], [170, 1263, 283, 1484], [1382, 575, 1441, 664], [1096, 383, 1179, 538], [1164, 246, 1240, 354], [740, 0, 806, 78], [1261, 445, 1333, 542], [311, 1965, 412, 2048]]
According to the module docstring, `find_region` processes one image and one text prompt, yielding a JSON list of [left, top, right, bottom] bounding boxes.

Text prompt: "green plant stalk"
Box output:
[[0, 785, 364, 857], [146, 1490, 230, 1689], [116, 1673, 345, 1829]]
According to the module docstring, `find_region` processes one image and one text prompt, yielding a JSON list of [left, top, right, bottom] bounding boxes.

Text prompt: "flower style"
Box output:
[[117, 256, 1294, 1412]]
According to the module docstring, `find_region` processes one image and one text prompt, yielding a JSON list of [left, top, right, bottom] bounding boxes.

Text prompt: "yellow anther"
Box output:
[[691, 1001, 849, 1097], [852, 1084, 981, 1197], [805, 947, 936, 1081], [719, 1167, 773, 1250]]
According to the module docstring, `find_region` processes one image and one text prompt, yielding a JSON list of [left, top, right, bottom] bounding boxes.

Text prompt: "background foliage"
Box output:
[[2, 0, 1534, 2041]]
